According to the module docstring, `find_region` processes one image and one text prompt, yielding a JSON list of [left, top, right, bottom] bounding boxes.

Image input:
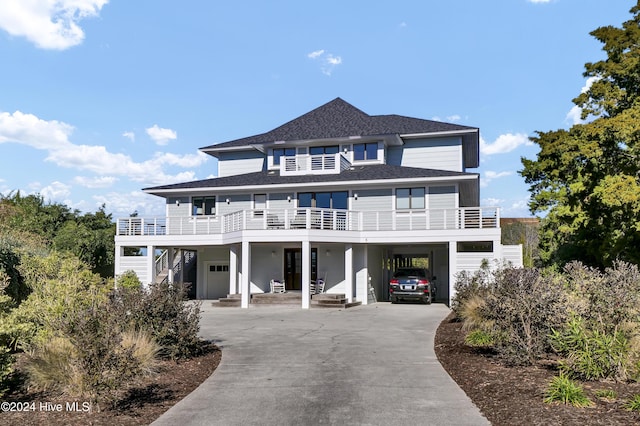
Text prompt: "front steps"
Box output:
[[213, 292, 362, 309]]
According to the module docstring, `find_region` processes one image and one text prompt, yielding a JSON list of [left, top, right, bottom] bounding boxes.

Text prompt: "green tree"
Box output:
[[521, 2, 640, 267]]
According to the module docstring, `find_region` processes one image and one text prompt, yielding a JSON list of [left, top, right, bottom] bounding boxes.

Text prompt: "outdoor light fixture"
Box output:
[[326, 250, 331, 257], [175, 199, 180, 206], [272, 250, 276, 257], [226, 198, 230, 204], [287, 195, 291, 202], [354, 193, 358, 200]]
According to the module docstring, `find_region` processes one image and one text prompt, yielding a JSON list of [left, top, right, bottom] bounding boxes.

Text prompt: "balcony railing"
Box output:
[[116, 207, 500, 236], [280, 153, 351, 176]]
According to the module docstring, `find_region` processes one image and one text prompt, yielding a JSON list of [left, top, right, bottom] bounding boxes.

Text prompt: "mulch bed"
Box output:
[[435, 312, 640, 425], [0, 341, 221, 426]]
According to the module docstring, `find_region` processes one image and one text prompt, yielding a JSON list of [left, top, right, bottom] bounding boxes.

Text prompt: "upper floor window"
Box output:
[[273, 148, 296, 165], [254, 194, 266, 217], [309, 145, 339, 155], [396, 188, 425, 210], [353, 143, 378, 161], [193, 196, 216, 216]]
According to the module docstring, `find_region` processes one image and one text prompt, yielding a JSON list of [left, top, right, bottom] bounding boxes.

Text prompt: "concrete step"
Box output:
[[251, 293, 301, 304], [213, 298, 242, 307]]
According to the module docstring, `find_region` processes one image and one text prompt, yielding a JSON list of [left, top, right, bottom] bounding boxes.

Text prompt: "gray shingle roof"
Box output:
[[144, 164, 478, 193], [201, 98, 477, 150]]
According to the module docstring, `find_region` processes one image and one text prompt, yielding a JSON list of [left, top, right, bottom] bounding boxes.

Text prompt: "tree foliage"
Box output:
[[520, 3, 640, 267]]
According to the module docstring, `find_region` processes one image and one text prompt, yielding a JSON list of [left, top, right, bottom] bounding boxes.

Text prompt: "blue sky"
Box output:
[[0, 0, 633, 218]]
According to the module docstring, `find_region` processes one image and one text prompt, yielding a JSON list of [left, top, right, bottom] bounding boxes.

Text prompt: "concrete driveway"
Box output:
[[153, 303, 489, 426]]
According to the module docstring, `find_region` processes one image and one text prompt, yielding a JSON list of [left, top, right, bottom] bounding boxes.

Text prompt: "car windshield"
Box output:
[[393, 268, 429, 278]]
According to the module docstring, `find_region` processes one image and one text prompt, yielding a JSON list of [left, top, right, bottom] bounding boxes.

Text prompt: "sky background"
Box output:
[[0, 0, 634, 218]]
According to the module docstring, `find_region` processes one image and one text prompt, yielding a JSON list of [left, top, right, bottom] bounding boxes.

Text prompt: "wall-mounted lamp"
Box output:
[[354, 193, 358, 200], [175, 199, 180, 207], [226, 198, 230, 204], [287, 195, 291, 202], [272, 250, 276, 257], [326, 250, 331, 257]]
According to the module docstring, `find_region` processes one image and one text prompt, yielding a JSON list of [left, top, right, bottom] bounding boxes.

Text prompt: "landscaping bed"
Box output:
[[1, 342, 220, 426], [435, 313, 640, 425]]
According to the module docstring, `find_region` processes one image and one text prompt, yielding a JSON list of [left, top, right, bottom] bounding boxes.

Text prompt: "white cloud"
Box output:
[[0, 0, 108, 50], [481, 197, 505, 207], [146, 124, 177, 146], [481, 170, 513, 187], [93, 191, 165, 216], [307, 49, 342, 76], [73, 175, 117, 188], [39, 181, 71, 202], [528, 0, 552, 3], [0, 110, 208, 187], [480, 133, 531, 155], [565, 76, 600, 125], [122, 131, 135, 142], [399, 22, 407, 28]]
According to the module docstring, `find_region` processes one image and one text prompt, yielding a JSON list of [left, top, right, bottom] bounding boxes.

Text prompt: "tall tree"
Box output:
[[521, 2, 640, 267]]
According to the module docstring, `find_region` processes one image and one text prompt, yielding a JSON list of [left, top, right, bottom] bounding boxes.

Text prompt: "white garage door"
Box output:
[[206, 262, 230, 299]]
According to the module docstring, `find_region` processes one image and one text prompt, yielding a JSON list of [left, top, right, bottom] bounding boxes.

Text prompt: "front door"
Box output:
[[284, 248, 317, 290]]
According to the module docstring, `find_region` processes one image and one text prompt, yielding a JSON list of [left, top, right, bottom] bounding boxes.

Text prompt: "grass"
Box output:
[[544, 373, 592, 408]]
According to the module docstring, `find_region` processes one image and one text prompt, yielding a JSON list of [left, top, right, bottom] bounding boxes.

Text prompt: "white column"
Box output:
[[241, 241, 251, 308], [147, 245, 155, 287], [301, 240, 311, 309], [167, 248, 175, 284], [344, 244, 353, 303], [229, 245, 238, 295], [448, 241, 457, 306], [114, 244, 122, 288], [356, 245, 369, 304]]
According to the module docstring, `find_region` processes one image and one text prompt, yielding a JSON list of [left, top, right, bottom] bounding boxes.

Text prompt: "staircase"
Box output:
[[213, 292, 362, 308], [154, 249, 196, 285]]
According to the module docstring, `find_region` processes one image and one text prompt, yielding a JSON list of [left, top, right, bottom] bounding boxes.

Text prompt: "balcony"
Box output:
[[280, 153, 351, 176], [116, 207, 500, 236]]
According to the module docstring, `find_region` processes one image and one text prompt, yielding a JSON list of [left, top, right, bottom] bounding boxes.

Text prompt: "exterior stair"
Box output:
[[311, 293, 362, 309]]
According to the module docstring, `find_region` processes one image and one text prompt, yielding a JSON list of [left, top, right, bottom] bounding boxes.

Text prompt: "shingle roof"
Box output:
[[144, 164, 478, 193], [201, 98, 477, 150]]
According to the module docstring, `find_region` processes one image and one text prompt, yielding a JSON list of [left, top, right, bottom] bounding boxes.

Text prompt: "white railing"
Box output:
[[281, 153, 351, 176], [116, 207, 500, 236]]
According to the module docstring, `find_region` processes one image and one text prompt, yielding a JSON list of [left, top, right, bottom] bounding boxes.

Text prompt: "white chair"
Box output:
[[316, 278, 325, 294], [270, 279, 286, 293]]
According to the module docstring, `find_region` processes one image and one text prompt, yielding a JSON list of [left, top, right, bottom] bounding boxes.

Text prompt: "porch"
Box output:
[[215, 292, 362, 308], [115, 206, 500, 236]]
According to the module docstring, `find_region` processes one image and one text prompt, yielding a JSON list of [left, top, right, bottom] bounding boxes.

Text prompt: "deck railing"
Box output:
[[116, 207, 500, 236], [281, 153, 351, 176]]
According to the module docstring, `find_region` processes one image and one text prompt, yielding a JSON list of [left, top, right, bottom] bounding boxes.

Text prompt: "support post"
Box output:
[[448, 241, 457, 306], [229, 245, 238, 295], [345, 244, 353, 303], [147, 245, 155, 287], [301, 240, 311, 309], [241, 241, 251, 308]]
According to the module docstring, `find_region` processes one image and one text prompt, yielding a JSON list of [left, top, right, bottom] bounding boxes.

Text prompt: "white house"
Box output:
[[114, 98, 522, 308]]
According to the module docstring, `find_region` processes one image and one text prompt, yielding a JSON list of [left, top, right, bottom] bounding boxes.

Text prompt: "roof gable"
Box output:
[[201, 98, 477, 151]]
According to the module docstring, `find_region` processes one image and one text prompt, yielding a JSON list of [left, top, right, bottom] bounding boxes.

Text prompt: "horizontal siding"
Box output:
[[428, 186, 457, 209], [399, 137, 463, 172], [353, 189, 392, 211], [456, 253, 494, 274], [217, 151, 265, 177], [270, 192, 295, 210], [502, 244, 523, 267], [217, 194, 252, 216], [117, 257, 148, 284]]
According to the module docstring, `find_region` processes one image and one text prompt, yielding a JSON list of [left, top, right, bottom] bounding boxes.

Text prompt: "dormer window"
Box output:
[[309, 145, 339, 155], [353, 142, 378, 161], [273, 148, 296, 165]]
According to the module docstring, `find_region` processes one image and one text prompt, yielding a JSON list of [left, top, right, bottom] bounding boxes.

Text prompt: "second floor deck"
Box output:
[[116, 207, 500, 237]]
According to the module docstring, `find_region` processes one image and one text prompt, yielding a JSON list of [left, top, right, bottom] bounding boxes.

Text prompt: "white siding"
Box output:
[[502, 244, 523, 267], [353, 189, 392, 211], [394, 137, 463, 172], [116, 257, 148, 284], [217, 194, 252, 216], [166, 197, 190, 217], [428, 186, 457, 209], [269, 192, 295, 210], [456, 252, 495, 274], [217, 151, 265, 177]]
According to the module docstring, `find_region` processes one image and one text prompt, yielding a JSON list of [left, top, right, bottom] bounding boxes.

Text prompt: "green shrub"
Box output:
[[116, 270, 141, 290], [544, 373, 592, 407], [485, 267, 568, 365], [595, 389, 617, 400], [0, 346, 13, 398], [550, 316, 631, 380], [113, 281, 202, 359], [25, 303, 159, 407], [625, 394, 640, 411], [464, 329, 495, 347]]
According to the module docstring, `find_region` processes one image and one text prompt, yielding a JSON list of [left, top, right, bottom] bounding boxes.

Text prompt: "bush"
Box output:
[[544, 373, 592, 407], [625, 394, 640, 412], [464, 329, 495, 348], [116, 270, 141, 290], [25, 303, 159, 407], [112, 281, 202, 360], [451, 259, 494, 319], [550, 316, 632, 380]]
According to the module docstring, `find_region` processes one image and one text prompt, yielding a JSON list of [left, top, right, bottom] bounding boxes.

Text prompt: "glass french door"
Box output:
[[284, 248, 317, 290]]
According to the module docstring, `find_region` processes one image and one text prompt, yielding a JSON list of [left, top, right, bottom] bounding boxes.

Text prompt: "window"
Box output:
[[254, 194, 266, 216], [309, 145, 339, 155], [353, 142, 378, 161], [457, 241, 494, 252], [396, 187, 425, 210], [298, 192, 348, 209], [193, 196, 216, 216], [273, 148, 296, 165]]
